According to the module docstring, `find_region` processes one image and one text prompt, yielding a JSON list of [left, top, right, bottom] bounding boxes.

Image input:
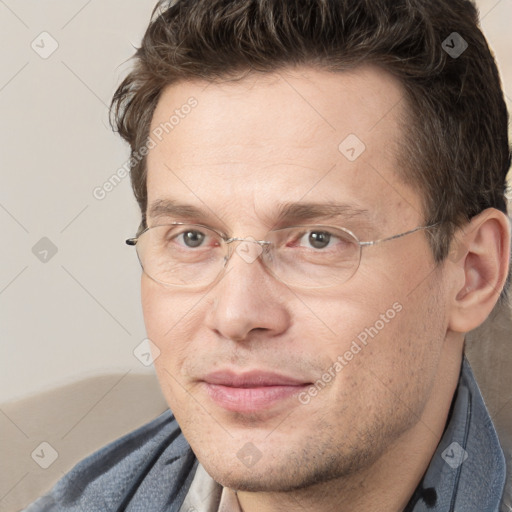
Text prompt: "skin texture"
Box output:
[[141, 66, 510, 512]]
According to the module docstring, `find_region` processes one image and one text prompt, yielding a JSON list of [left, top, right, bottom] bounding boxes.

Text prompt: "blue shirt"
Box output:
[[24, 356, 506, 511]]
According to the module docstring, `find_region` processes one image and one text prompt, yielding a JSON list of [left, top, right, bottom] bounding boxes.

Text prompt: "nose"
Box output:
[[204, 242, 291, 342]]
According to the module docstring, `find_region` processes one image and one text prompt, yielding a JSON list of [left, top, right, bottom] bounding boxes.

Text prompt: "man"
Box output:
[[25, 0, 511, 510]]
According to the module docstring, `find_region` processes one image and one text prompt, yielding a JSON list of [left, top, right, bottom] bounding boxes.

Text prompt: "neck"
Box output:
[[236, 339, 463, 512]]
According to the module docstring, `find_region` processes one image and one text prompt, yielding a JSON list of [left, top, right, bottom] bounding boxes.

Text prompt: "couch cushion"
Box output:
[[0, 372, 167, 512]]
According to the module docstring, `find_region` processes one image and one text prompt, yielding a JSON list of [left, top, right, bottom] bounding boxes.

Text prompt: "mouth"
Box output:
[[201, 370, 312, 412]]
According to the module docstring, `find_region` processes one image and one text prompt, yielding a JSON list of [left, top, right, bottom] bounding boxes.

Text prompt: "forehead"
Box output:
[[146, 65, 422, 231]]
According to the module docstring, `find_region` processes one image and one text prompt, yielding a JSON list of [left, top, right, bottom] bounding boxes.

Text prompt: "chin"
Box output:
[[197, 449, 367, 494], [205, 467, 309, 493]]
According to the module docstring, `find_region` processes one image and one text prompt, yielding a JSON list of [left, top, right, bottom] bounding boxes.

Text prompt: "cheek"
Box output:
[[141, 277, 200, 413], [142, 276, 196, 336], [309, 267, 444, 388], [141, 276, 202, 372], [141, 276, 166, 335]]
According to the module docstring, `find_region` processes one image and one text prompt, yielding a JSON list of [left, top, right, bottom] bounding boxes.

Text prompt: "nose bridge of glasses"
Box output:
[[225, 236, 271, 246], [223, 236, 272, 266]]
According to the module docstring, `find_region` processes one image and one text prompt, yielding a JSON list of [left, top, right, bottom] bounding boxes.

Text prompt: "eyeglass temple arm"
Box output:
[[359, 223, 440, 247]]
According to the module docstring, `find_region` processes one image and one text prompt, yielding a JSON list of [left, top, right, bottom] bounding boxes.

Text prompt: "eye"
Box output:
[[281, 227, 357, 254], [178, 229, 206, 248], [303, 230, 332, 249], [294, 230, 339, 250]]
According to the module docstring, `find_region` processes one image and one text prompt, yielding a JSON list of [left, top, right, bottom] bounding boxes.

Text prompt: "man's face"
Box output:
[[142, 66, 450, 491]]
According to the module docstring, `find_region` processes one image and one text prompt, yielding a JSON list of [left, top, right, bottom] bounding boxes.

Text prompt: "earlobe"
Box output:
[[448, 209, 511, 333]]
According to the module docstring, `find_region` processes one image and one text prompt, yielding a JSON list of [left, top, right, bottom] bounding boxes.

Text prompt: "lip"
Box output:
[[203, 370, 309, 387], [201, 370, 311, 412]]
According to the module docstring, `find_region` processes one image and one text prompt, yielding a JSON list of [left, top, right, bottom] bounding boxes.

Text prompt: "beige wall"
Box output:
[[1, 0, 511, 403]]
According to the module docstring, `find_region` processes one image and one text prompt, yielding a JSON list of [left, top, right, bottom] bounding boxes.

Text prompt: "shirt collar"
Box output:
[[404, 355, 506, 511], [180, 355, 506, 512]]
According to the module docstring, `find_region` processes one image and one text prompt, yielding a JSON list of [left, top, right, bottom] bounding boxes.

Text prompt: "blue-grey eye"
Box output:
[[182, 230, 205, 248]]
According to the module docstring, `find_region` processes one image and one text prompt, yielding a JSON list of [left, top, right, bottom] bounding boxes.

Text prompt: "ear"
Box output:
[[447, 208, 511, 333]]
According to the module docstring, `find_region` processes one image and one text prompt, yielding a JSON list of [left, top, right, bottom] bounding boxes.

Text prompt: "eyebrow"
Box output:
[[274, 202, 370, 225], [147, 199, 371, 227], [148, 199, 212, 221]]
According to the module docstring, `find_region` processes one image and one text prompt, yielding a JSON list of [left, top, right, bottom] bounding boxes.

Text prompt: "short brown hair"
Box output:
[[111, 0, 510, 270]]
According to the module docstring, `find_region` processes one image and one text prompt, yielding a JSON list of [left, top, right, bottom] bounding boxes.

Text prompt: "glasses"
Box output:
[[126, 222, 439, 290]]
